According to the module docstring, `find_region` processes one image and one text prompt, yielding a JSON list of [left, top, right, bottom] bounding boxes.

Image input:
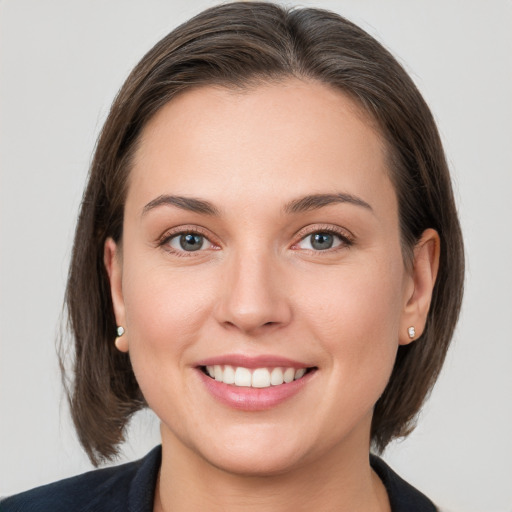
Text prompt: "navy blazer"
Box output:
[[1, 446, 437, 511]]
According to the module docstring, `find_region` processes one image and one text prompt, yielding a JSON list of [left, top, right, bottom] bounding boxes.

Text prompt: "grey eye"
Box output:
[[169, 233, 206, 252], [296, 232, 344, 251], [310, 233, 334, 250], [181, 234, 203, 251]]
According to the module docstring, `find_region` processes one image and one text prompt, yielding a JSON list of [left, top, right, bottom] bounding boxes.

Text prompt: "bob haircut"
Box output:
[[63, 1, 464, 465]]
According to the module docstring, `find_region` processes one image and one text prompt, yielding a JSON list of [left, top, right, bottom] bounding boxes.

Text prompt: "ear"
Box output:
[[104, 237, 128, 352], [399, 228, 440, 345]]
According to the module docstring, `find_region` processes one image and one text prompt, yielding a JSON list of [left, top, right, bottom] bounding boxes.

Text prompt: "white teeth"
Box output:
[[204, 365, 308, 388], [295, 368, 306, 379], [223, 365, 235, 384], [252, 368, 270, 388], [234, 367, 252, 386], [283, 368, 295, 383], [270, 367, 284, 386]]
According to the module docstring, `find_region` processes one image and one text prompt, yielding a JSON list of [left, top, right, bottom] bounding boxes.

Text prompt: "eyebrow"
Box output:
[[142, 192, 372, 218], [283, 193, 373, 214], [142, 195, 219, 216]]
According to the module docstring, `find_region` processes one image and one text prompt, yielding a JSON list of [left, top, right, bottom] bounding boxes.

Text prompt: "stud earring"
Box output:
[[115, 326, 128, 352], [408, 326, 416, 339]]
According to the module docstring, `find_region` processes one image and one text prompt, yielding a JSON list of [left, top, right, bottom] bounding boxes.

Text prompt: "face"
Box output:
[[106, 79, 425, 476]]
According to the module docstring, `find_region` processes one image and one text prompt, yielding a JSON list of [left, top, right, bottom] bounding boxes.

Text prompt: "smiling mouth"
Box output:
[[200, 365, 316, 388]]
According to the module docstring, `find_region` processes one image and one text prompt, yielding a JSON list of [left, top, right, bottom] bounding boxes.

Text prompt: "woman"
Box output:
[[2, 2, 464, 510]]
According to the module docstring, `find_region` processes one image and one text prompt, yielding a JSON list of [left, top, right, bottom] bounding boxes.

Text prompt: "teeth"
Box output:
[[283, 368, 295, 383], [205, 365, 308, 388], [252, 368, 270, 388], [295, 368, 306, 379], [223, 365, 235, 384], [234, 367, 252, 387], [270, 367, 284, 386]]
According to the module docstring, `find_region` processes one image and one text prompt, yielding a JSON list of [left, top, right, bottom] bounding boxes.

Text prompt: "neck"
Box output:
[[154, 426, 390, 512]]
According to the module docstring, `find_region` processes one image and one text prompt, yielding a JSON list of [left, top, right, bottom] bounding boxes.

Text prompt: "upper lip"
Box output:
[[195, 354, 313, 369]]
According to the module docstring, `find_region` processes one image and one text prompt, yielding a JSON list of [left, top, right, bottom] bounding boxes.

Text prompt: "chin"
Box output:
[[184, 422, 313, 477], [202, 444, 306, 477]]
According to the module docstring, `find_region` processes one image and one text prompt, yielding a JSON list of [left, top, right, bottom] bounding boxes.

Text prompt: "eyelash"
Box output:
[[158, 226, 218, 258], [157, 224, 354, 257], [292, 225, 355, 253]]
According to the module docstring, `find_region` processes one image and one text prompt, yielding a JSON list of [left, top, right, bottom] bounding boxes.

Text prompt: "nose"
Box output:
[[214, 250, 292, 336]]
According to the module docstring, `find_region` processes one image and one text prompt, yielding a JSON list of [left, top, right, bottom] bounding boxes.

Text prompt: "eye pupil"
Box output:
[[180, 233, 203, 251], [311, 232, 333, 250]]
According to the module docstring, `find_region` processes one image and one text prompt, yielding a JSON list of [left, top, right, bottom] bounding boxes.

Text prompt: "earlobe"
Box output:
[[104, 238, 128, 351], [399, 228, 440, 345], [114, 325, 129, 353]]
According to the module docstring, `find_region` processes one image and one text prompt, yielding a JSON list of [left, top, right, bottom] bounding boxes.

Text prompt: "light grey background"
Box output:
[[1, 1, 511, 510]]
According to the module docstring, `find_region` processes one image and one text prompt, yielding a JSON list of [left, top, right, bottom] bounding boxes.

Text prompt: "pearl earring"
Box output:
[[115, 326, 128, 352]]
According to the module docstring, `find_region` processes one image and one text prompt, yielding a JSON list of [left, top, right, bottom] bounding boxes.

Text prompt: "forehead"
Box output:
[[127, 79, 394, 218]]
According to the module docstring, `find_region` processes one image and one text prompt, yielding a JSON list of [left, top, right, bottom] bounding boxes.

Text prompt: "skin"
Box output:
[[105, 79, 439, 511]]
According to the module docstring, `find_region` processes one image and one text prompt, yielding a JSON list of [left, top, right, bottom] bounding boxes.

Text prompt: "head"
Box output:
[[64, 1, 464, 466]]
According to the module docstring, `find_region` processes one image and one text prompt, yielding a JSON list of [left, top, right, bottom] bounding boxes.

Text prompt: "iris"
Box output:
[[180, 233, 203, 251], [310, 233, 334, 250]]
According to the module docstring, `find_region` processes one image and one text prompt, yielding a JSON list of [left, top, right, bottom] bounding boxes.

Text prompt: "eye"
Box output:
[[296, 231, 348, 251], [167, 232, 214, 252]]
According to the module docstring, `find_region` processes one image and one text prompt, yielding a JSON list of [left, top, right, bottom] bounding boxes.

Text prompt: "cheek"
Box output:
[[301, 257, 404, 382], [119, 264, 219, 419], [120, 262, 216, 372]]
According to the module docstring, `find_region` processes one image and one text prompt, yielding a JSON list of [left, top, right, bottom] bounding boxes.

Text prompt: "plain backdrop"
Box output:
[[1, 1, 511, 511]]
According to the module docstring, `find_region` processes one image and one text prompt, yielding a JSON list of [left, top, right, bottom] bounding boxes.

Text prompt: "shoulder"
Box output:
[[370, 455, 438, 512], [0, 446, 161, 512]]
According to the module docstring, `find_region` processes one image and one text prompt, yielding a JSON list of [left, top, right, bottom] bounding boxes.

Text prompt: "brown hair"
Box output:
[[62, 1, 464, 465]]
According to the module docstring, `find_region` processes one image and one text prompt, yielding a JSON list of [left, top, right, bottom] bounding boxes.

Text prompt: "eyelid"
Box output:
[[291, 224, 355, 250], [157, 225, 220, 253], [155, 223, 354, 254]]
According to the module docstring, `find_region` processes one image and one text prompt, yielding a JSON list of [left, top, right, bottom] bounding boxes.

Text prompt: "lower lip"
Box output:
[[196, 369, 315, 411]]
